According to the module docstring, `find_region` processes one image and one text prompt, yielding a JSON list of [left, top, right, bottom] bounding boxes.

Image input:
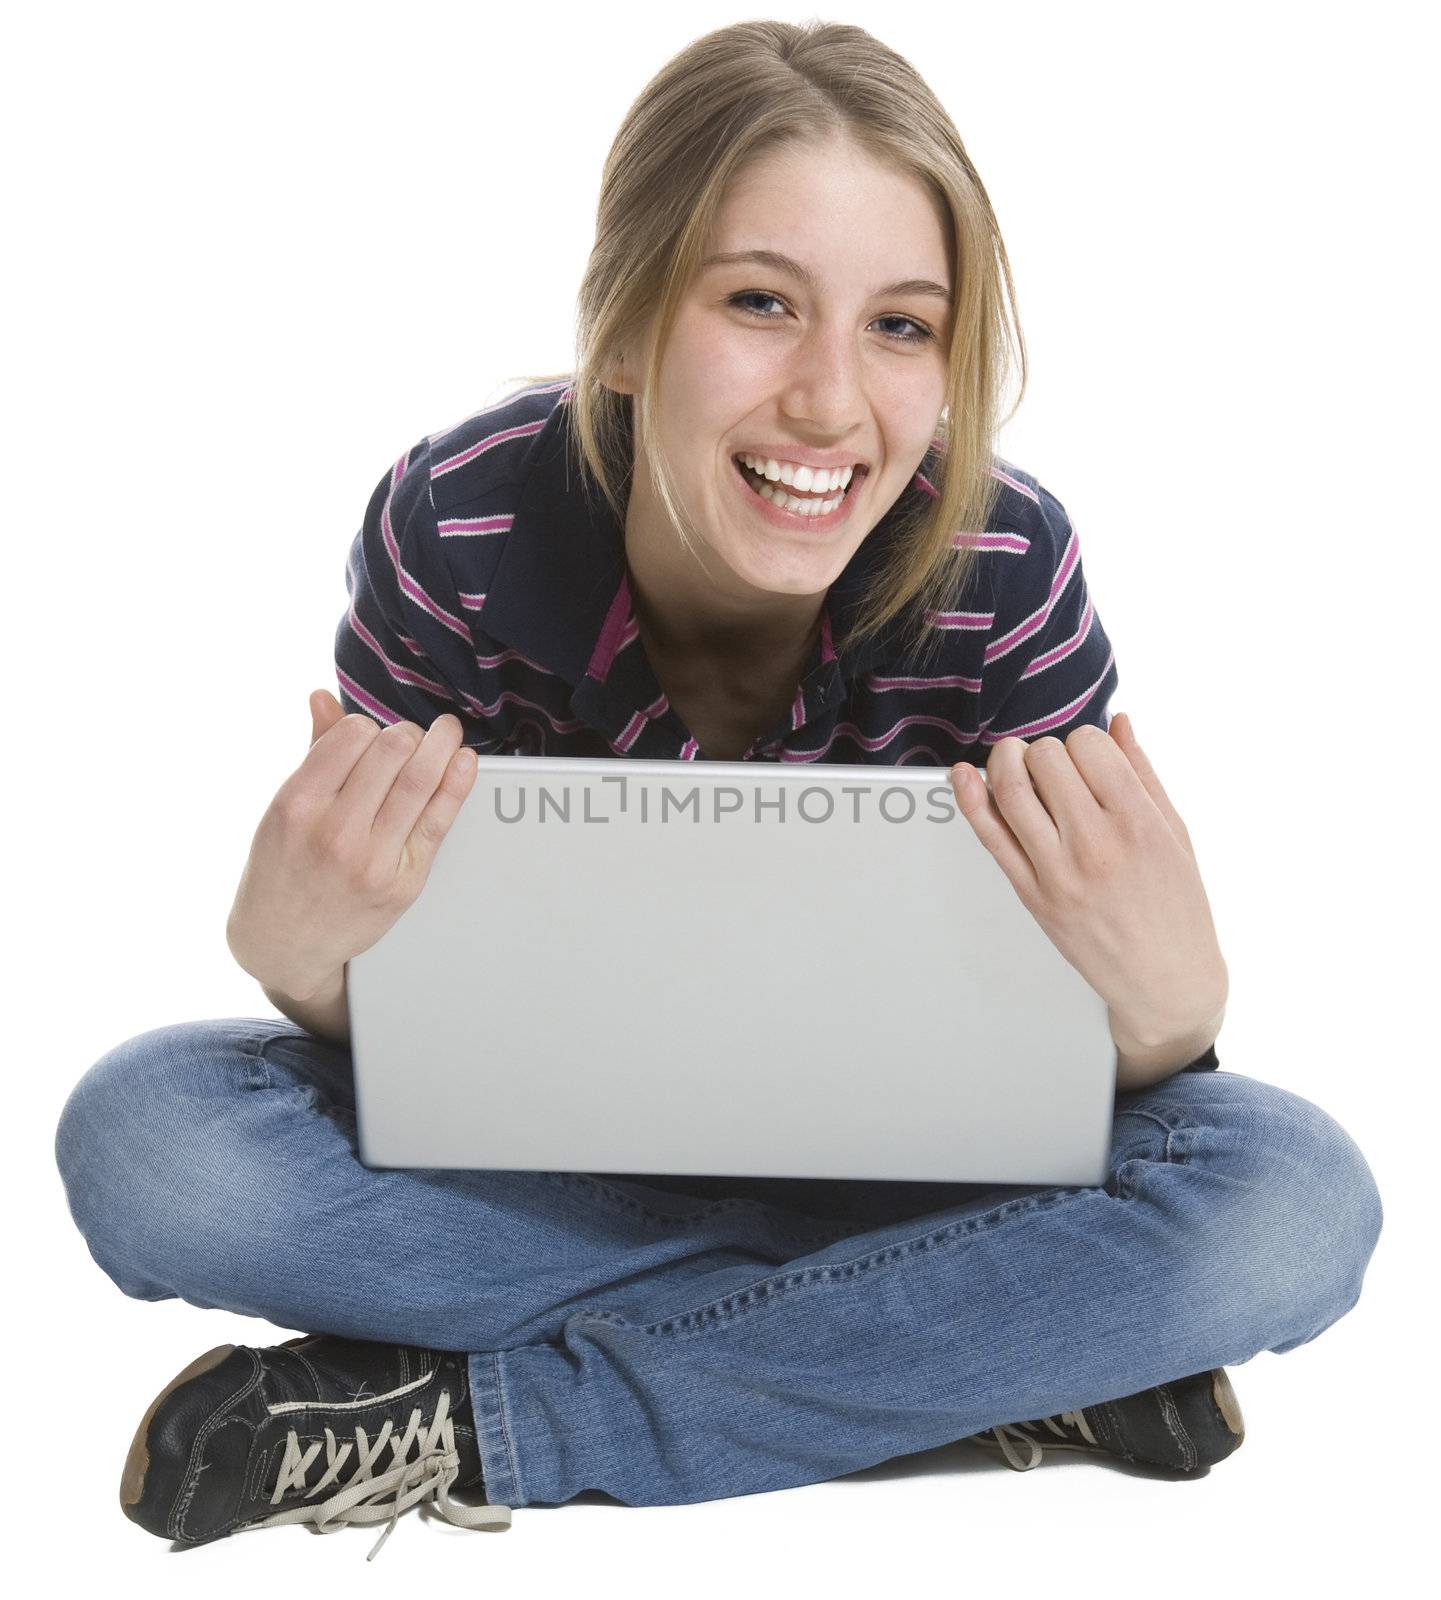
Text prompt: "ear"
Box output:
[[600, 350, 636, 397]]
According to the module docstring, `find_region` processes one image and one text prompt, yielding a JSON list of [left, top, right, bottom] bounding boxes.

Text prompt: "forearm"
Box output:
[[260, 966, 351, 1051], [1110, 1001, 1225, 1093]]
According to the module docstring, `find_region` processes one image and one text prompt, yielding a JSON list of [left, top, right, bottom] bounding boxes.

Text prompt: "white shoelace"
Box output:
[[973, 1407, 1101, 1471], [241, 1381, 512, 1559]]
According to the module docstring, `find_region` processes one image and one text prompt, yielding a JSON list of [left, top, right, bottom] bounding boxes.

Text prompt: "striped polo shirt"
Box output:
[[334, 377, 1219, 1073]]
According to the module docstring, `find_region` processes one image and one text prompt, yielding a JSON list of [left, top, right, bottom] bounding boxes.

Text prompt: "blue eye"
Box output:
[[726, 290, 934, 346]]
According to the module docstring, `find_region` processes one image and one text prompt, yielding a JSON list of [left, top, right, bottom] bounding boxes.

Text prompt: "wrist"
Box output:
[[227, 920, 336, 1004], [1109, 989, 1227, 1055], [1111, 1002, 1226, 1092], [270, 965, 347, 1006], [1109, 960, 1228, 1054]]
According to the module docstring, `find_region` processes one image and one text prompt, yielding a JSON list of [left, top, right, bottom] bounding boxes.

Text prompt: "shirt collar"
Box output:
[[475, 398, 933, 692]]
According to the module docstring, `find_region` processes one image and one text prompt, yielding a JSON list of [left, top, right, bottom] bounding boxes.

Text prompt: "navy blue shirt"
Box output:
[[335, 378, 1218, 1073]]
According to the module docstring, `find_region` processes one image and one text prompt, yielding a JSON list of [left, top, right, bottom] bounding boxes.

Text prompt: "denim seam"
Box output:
[[571, 1101, 1203, 1341], [248, 1032, 348, 1114], [568, 1185, 1084, 1340], [238, 1030, 275, 1092], [537, 1169, 857, 1247], [471, 1350, 523, 1507], [1119, 1099, 1201, 1166]]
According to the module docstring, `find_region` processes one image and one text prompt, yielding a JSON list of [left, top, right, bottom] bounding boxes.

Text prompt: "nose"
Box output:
[[777, 320, 869, 440]]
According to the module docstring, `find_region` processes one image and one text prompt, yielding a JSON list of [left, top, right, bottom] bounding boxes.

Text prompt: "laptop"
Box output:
[[345, 753, 1118, 1185]]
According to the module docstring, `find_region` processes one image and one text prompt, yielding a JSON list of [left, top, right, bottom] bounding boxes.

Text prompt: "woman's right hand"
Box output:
[[226, 689, 479, 999]]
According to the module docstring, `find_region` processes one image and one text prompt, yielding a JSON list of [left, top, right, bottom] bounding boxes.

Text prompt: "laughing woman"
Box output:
[[55, 18, 1382, 1559]]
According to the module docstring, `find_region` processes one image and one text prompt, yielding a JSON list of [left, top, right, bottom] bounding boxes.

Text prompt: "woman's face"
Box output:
[[623, 133, 954, 608]]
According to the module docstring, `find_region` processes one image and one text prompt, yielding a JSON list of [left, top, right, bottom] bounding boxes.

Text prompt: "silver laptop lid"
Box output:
[[346, 754, 1117, 1185]]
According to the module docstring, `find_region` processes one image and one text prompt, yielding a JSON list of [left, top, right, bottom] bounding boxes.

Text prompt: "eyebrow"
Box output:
[[701, 248, 953, 304]]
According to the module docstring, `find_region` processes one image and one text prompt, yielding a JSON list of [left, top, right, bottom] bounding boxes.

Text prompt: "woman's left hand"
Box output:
[[949, 713, 1227, 1046]]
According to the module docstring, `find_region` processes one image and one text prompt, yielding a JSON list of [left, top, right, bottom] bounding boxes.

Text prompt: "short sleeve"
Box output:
[[978, 483, 1120, 750], [333, 439, 504, 751]]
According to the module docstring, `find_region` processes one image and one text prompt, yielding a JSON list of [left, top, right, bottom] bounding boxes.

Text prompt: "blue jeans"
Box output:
[[54, 1016, 1382, 1510]]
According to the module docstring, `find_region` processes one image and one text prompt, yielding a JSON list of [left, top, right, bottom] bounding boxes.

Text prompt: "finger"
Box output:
[[402, 737, 481, 882], [279, 709, 386, 814], [950, 757, 1041, 904], [1018, 733, 1104, 850], [309, 689, 347, 748], [1109, 712, 1197, 859], [1043, 720, 1145, 812], [367, 713, 470, 873], [979, 735, 1065, 876]]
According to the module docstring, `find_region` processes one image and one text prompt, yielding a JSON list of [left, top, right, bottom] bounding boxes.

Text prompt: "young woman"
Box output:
[[54, 18, 1382, 1561]]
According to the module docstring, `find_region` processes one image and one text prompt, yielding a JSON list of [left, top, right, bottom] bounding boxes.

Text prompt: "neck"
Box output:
[[633, 585, 821, 674]]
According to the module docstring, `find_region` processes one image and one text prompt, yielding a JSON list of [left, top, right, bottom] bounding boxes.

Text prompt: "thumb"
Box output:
[[308, 688, 347, 748]]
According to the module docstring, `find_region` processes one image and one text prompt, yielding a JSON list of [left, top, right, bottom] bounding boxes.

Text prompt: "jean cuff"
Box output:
[[467, 1349, 524, 1509]]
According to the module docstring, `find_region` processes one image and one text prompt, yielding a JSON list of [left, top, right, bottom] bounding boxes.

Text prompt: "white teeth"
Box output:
[[758, 482, 843, 515], [741, 453, 856, 493]]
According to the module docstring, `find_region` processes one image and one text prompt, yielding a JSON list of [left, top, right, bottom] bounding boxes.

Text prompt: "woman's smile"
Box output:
[[727, 450, 865, 536]]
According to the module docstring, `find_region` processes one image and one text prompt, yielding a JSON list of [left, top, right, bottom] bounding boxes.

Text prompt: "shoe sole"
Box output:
[[120, 1344, 237, 1514], [1211, 1367, 1245, 1440]]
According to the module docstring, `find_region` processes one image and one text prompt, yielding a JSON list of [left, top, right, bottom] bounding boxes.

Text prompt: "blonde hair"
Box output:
[[511, 17, 1027, 674]]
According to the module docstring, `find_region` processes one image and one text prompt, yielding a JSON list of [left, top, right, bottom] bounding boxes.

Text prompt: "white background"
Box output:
[[9, 0, 1433, 1590]]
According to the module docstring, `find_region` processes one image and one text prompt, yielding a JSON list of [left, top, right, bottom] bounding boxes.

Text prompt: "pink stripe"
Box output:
[[989, 466, 1041, 503], [901, 463, 1042, 511], [586, 574, 635, 683], [983, 527, 1081, 666], [818, 607, 836, 665], [613, 712, 648, 752], [981, 649, 1115, 742], [1019, 593, 1094, 681], [375, 462, 473, 645], [781, 711, 984, 761], [679, 737, 701, 759], [471, 690, 589, 736], [432, 418, 547, 479], [344, 605, 455, 704], [425, 380, 571, 448], [336, 666, 408, 727], [952, 530, 1029, 553], [473, 643, 567, 676], [868, 671, 982, 693], [923, 609, 995, 630], [438, 515, 512, 537]]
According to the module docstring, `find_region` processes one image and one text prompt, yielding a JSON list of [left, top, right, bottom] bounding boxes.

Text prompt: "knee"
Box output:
[[1238, 1078, 1382, 1264], [56, 1019, 259, 1175], [53, 1018, 272, 1271], [1190, 1075, 1384, 1342]]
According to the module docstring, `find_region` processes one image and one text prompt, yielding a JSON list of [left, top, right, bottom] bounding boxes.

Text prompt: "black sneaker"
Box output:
[[120, 1334, 512, 1558], [962, 1367, 1246, 1475]]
